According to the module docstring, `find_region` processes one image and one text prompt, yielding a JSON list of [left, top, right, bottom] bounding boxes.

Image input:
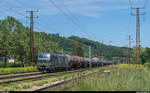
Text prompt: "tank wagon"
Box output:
[[37, 52, 114, 73]]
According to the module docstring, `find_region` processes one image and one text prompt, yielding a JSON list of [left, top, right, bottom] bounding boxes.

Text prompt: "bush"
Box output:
[[0, 62, 22, 67], [144, 62, 150, 68], [0, 67, 38, 75]]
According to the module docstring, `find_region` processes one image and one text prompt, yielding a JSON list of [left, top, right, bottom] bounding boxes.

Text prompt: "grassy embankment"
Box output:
[[61, 64, 150, 91]]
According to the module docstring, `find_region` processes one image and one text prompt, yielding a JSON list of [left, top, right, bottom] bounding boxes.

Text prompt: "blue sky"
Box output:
[[0, 0, 150, 48]]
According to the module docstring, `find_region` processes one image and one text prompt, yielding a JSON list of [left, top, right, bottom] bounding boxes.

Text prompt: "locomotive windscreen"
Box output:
[[38, 53, 50, 61]]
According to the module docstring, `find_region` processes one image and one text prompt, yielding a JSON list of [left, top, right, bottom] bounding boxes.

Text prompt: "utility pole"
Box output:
[[125, 48, 128, 64], [101, 40, 104, 61], [61, 47, 64, 54], [26, 10, 38, 66], [131, 7, 145, 64], [125, 35, 132, 64], [89, 46, 92, 68], [101, 53, 104, 61], [89, 46, 91, 58], [128, 35, 131, 64]]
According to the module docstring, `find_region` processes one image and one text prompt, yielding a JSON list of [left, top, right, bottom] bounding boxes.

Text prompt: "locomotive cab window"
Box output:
[[38, 53, 51, 61]]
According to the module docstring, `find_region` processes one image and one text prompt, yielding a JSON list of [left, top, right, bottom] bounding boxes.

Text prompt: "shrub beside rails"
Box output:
[[144, 62, 150, 68], [0, 62, 22, 67], [0, 67, 37, 75]]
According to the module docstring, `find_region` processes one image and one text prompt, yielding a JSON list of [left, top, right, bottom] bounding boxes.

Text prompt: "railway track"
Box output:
[[0, 71, 42, 81], [0, 71, 39, 76], [0, 69, 86, 86]]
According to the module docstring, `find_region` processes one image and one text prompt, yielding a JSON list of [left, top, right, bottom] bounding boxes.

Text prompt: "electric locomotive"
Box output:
[[37, 53, 68, 72]]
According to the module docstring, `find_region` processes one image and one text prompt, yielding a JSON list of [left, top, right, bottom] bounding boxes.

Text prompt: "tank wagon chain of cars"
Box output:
[[37, 53, 115, 73]]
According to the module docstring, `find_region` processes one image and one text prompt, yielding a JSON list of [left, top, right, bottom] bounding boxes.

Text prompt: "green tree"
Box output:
[[72, 42, 84, 57], [0, 16, 61, 66], [140, 48, 150, 64], [131, 46, 143, 64]]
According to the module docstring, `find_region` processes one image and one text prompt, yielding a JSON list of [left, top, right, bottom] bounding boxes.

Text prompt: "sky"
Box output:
[[0, 0, 150, 48]]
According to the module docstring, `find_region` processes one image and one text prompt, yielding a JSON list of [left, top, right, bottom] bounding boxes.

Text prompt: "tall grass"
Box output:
[[62, 65, 150, 91]]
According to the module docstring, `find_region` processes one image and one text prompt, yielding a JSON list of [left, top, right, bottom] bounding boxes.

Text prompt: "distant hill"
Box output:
[[38, 32, 127, 58]]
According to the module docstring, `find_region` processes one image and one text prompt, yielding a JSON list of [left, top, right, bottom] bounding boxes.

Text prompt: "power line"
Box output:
[[49, 0, 97, 40], [50, 0, 130, 47], [0, 2, 26, 17], [60, 0, 97, 39], [14, 0, 68, 36], [49, 0, 82, 29], [14, 0, 29, 8], [127, 0, 133, 36], [13, 0, 78, 48]]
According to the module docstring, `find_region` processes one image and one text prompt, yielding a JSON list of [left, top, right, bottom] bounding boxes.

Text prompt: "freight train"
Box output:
[[37, 52, 114, 73]]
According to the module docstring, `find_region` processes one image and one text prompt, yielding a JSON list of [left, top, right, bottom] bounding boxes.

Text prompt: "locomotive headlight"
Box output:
[[47, 54, 50, 57], [47, 54, 51, 60]]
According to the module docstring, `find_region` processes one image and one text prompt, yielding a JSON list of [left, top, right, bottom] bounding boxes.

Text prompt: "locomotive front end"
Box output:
[[37, 53, 51, 72]]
